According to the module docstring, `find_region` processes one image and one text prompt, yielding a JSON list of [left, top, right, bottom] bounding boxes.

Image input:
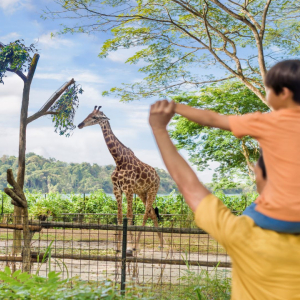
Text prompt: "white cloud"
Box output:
[[134, 149, 166, 169], [0, 32, 20, 44], [35, 33, 75, 50], [0, 125, 114, 165], [0, 0, 19, 10], [108, 46, 146, 64], [35, 69, 106, 84], [0, 74, 23, 125], [0, 0, 33, 13], [0, 73, 23, 96]]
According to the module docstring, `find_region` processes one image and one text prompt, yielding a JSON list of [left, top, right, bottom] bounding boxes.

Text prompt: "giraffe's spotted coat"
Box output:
[[78, 107, 163, 249]]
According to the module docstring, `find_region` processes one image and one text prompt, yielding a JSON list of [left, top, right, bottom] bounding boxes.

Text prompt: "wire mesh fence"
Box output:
[[0, 213, 231, 296]]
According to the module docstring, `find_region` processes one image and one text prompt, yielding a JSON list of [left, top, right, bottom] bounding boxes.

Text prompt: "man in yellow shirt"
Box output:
[[149, 100, 300, 300]]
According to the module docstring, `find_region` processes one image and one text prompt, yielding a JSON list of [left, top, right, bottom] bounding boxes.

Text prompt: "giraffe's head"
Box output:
[[78, 106, 110, 129]]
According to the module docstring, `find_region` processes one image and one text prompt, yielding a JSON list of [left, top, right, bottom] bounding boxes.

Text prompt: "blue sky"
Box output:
[[0, 0, 217, 182]]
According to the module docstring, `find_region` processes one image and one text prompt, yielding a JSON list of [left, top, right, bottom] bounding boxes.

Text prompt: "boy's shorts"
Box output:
[[243, 203, 300, 233]]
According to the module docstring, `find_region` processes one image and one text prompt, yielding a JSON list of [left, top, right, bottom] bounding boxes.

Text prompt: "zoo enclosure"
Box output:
[[0, 213, 231, 295]]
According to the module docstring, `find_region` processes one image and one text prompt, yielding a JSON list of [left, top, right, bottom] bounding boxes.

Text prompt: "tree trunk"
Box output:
[[12, 79, 31, 256], [12, 54, 39, 273], [22, 207, 32, 272]]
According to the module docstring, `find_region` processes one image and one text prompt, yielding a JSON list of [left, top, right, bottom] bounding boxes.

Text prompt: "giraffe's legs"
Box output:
[[112, 182, 123, 253], [124, 191, 135, 252], [135, 188, 164, 250]]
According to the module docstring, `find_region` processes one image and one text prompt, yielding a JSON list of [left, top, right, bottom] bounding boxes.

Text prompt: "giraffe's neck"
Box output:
[[99, 121, 133, 166]]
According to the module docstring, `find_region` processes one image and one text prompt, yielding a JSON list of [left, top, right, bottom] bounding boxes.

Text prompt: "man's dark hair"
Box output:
[[258, 149, 267, 179], [265, 60, 300, 104]]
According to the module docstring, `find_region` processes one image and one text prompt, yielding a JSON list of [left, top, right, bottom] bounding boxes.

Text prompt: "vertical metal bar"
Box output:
[[181, 194, 183, 215], [134, 194, 136, 225], [2, 190, 3, 215], [121, 217, 128, 295], [84, 193, 85, 213]]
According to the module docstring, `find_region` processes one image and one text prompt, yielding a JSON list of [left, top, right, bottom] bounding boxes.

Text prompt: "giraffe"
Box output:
[[78, 106, 163, 251]]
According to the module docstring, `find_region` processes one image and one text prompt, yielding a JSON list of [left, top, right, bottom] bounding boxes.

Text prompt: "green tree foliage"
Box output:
[[45, 1, 300, 103], [0, 40, 83, 138], [0, 40, 37, 84], [50, 84, 83, 137], [0, 153, 177, 194], [170, 82, 269, 182]]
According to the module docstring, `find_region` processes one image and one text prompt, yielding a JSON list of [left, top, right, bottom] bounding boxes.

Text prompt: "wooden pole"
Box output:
[[28, 221, 206, 234], [0, 224, 42, 231], [0, 254, 231, 268]]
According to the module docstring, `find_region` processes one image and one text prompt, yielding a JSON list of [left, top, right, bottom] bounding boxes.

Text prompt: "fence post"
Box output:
[[2, 190, 3, 215], [121, 217, 128, 295], [83, 193, 85, 213]]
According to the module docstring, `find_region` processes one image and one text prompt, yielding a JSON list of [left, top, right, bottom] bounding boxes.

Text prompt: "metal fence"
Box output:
[[0, 213, 231, 296]]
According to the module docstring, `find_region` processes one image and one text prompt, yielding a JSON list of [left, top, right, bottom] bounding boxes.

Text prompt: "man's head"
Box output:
[[254, 150, 267, 194], [265, 60, 300, 110]]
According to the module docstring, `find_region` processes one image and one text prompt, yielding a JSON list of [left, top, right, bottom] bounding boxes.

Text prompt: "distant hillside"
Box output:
[[0, 153, 178, 194]]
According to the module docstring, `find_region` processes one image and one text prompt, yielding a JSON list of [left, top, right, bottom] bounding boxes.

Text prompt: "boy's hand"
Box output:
[[149, 100, 176, 132]]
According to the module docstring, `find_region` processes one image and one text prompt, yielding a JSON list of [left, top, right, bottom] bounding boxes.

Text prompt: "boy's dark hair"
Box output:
[[258, 149, 267, 179], [265, 60, 300, 103]]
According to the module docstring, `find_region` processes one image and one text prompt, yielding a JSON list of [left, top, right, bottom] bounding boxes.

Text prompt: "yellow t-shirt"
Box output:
[[195, 194, 300, 300]]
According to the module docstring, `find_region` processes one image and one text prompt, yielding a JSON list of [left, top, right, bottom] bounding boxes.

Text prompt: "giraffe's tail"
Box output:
[[154, 206, 161, 220]]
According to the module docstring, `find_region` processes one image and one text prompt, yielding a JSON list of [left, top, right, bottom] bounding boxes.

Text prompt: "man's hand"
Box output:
[[149, 100, 176, 132], [149, 99, 210, 212]]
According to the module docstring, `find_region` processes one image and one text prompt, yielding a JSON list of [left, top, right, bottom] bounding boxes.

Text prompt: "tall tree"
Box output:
[[45, 0, 299, 103], [0, 40, 82, 272], [170, 82, 269, 182]]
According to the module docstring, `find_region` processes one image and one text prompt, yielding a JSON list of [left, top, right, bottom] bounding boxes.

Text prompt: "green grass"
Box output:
[[0, 264, 231, 299], [160, 267, 231, 300]]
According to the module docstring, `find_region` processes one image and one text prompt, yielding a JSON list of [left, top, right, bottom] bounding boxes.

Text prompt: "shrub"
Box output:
[[0, 267, 153, 300]]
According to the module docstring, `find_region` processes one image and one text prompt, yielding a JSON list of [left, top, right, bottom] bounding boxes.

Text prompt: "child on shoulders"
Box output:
[[174, 60, 300, 233]]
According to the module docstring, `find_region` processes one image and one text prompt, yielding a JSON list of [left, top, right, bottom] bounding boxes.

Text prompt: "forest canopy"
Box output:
[[0, 153, 178, 194]]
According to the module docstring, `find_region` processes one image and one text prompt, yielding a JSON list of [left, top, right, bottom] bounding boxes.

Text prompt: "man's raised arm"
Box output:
[[149, 100, 210, 211], [175, 103, 231, 131]]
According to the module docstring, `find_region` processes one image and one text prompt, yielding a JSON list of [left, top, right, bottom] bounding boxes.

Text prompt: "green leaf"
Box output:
[[12, 270, 21, 278], [17, 272, 31, 283], [4, 266, 11, 276]]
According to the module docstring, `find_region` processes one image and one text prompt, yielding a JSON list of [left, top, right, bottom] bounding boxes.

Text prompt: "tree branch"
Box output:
[[241, 139, 255, 181], [6, 68, 27, 82], [260, 0, 272, 39], [44, 111, 59, 115], [4, 169, 27, 208], [209, 0, 267, 80], [27, 53, 40, 84], [27, 78, 75, 124], [0, 42, 27, 82]]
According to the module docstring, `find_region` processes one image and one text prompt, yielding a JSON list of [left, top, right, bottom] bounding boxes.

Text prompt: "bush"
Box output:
[[0, 267, 153, 300], [0, 265, 231, 299], [0, 189, 258, 222], [160, 263, 231, 300], [215, 191, 258, 215]]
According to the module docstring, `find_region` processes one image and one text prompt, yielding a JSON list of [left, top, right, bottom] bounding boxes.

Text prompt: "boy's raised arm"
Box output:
[[175, 103, 231, 131], [149, 100, 210, 212]]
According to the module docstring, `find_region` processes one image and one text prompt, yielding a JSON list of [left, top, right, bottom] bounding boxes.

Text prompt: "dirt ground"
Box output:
[[0, 228, 231, 285]]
